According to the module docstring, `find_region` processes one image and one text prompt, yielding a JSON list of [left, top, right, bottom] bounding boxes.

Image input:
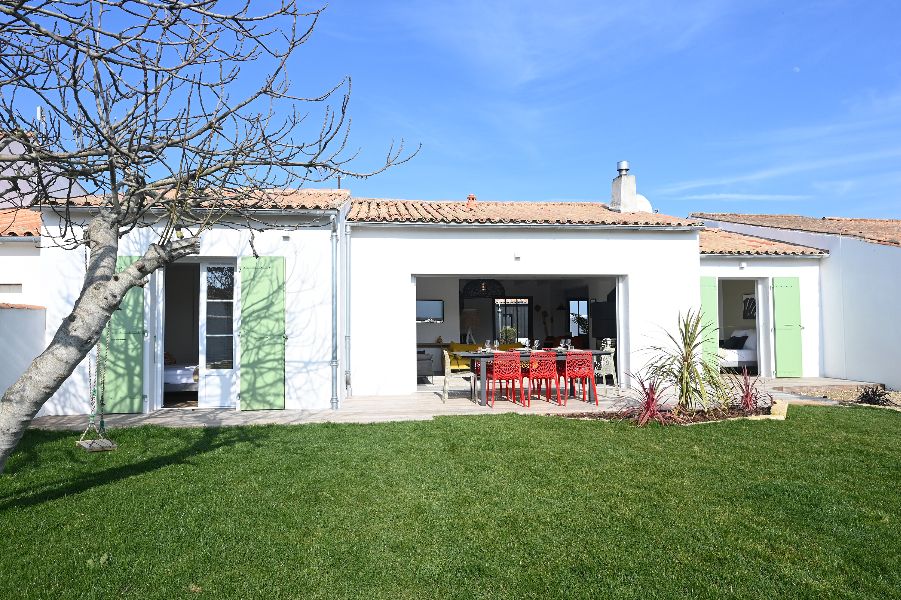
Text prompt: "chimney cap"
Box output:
[[616, 160, 630, 176], [466, 193, 477, 208]]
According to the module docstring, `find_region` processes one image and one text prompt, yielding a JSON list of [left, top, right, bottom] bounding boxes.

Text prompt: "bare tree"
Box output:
[[0, 1, 415, 472]]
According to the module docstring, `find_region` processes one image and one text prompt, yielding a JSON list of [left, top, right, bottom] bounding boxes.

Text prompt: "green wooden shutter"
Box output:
[[773, 277, 803, 377], [104, 256, 144, 413], [699, 276, 719, 364], [240, 256, 286, 410]]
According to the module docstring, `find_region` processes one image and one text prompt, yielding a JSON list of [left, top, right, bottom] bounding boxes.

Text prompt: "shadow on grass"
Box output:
[[0, 425, 263, 511]]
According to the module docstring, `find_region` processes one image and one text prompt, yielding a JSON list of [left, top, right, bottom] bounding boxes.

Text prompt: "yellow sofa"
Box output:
[[447, 343, 478, 371]]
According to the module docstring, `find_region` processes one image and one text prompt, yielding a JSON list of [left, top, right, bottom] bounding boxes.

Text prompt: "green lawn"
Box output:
[[1, 407, 899, 599]]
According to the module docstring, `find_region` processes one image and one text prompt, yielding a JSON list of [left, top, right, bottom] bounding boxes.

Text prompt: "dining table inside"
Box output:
[[454, 348, 615, 406]]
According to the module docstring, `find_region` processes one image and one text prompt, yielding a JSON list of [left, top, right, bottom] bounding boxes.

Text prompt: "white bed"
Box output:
[[164, 365, 199, 391], [718, 329, 758, 369]]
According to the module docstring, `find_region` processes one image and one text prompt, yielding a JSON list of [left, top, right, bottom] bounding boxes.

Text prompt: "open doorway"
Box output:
[[163, 264, 200, 408], [717, 279, 760, 374], [414, 275, 623, 397]]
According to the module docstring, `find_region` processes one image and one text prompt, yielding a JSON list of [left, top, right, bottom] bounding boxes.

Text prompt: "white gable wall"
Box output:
[[35, 213, 338, 415], [0, 306, 46, 397], [703, 220, 901, 389], [349, 226, 701, 396], [700, 256, 822, 378], [0, 238, 42, 305]]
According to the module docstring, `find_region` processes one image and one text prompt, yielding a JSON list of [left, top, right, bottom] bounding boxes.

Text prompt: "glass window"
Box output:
[[494, 298, 530, 344], [206, 335, 233, 369], [205, 265, 235, 369], [569, 299, 589, 337], [206, 302, 234, 335], [207, 267, 234, 300]]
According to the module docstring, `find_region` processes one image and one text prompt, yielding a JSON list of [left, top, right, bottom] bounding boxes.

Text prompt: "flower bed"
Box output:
[[557, 404, 774, 425]]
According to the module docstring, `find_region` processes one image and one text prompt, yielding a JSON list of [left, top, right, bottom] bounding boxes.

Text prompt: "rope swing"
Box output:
[[77, 325, 118, 452]]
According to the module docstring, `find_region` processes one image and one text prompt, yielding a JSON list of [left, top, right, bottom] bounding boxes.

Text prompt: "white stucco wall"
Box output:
[[0, 305, 46, 396], [36, 212, 338, 415], [349, 225, 701, 396], [415, 277, 461, 345], [704, 220, 901, 389], [700, 256, 822, 378], [0, 238, 42, 305]]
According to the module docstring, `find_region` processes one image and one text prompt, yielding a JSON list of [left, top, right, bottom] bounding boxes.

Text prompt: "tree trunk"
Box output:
[[0, 216, 200, 473]]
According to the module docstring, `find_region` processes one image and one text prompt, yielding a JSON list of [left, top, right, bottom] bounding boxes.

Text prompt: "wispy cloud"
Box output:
[[659, 148, 901, 194], [394, 0, 748, 87], [676, 193, 812, 201]]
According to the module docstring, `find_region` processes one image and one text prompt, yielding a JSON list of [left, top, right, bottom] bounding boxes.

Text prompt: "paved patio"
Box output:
[[29, 376, 879, 431], [30, 378, 632, 431]]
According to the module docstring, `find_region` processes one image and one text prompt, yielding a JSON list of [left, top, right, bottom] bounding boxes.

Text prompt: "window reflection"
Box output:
[[207, 267, 234, 300], [206, 335, 233, 369], [206, 265, 235, 369], [206, 302, 233, 335]]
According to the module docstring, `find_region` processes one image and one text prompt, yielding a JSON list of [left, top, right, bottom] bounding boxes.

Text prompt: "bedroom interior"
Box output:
[[718, 279, 760, 374], [163, 263, 200, 408]]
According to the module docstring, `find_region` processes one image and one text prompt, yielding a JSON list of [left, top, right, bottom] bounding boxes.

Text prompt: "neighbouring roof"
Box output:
[[699, 228, 826, 256], [42, 188, 350, 211], [0, 208, 41, 236], [0, 303, 45, 310], [692, 213, 901, 248], [348, 198, 701, 227]]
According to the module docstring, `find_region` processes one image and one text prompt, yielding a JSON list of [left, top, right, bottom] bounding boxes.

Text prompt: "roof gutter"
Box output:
[[0, 236, 41, 245], [701, 253, 826, 259], [347, 221, 702, 231], [39, 206, 341, 218]]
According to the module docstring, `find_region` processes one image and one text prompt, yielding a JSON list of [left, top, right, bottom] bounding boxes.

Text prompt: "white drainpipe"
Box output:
[[343, 222, 352, 397], [330, 216, 339, 410]]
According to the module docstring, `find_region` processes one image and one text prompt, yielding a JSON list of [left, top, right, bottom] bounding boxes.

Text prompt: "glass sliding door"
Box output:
[[494, 297, 531, 344], [569, 299, 589, 338]]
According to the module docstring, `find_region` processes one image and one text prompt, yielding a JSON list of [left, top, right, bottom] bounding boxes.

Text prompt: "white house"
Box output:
[[0, 165, 835, 417], [32, 190, 348, 416], [695, 213, 901, 389], [697, 228, 824, 379]]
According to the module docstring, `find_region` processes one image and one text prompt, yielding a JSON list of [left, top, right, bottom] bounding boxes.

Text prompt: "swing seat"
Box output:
[[76, 438, 118, 452]]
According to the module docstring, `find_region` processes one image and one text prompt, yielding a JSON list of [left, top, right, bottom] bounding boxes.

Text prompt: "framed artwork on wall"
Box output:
[[742, 294, 757, 320]]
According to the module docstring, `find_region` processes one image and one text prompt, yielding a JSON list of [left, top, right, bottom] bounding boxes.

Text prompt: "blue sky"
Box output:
[[292, 1, 901, 217]]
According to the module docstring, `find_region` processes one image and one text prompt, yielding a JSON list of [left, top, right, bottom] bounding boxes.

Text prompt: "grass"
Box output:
[[1, 406, 899, 599]]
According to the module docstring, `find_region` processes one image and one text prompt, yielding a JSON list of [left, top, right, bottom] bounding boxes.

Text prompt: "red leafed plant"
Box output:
[[731, 367, 771, 414], [628, 375, 669, 427]]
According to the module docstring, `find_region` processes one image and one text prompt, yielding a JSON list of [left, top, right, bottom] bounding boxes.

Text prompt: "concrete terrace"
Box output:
[[28, 376, 881, 431], [31, 380, 631, 430]]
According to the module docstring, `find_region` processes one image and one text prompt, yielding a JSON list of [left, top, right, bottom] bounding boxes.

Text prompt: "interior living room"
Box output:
[[414, 276, 620, 387], [717, 278, 761, 374]]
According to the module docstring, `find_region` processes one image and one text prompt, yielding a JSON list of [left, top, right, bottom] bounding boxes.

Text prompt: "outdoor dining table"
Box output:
[[454, 348, 614, 406]]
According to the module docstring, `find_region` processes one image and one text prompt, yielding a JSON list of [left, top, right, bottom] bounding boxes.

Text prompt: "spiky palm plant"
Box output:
[[646, 310, 729, 415], [730, 367, 771, 413], [633, 375, 668, 426]]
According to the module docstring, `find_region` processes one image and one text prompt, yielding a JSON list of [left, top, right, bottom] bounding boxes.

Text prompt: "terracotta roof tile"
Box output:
[[42, 188, 349, 211], [349, 199, 700, 227], [0, 209, 41, 236], [0, 303, 45, 310], [693, 213, 901, 248], [700, 228, 826, 256]]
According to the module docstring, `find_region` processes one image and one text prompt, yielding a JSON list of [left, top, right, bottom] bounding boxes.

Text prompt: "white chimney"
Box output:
[[610, 160, 652, 213]]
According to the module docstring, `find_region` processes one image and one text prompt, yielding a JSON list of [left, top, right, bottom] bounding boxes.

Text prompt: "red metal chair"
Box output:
[[488, 351, 523, 407], [525, 351, 559, 406], [473, 358, 493, 378], [558, 351, 598, 406]]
